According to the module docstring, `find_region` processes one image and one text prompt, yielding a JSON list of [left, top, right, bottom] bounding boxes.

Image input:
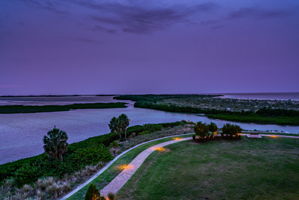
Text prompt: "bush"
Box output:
[[208, 122, 218, 133], [194, 122, 209, 137], [221, 124, 242, 138], [108, 193, 117, 200], [126, 121, 189, 137], [85, 184, 105, 200], [193, 122, 216, 143], [14, 164, 41, 186], [70, 144, 112, 167]]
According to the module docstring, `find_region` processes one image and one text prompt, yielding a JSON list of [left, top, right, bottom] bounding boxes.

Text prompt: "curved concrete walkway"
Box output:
[[61, 134, 192, 200], [100, 137, 191, 197]]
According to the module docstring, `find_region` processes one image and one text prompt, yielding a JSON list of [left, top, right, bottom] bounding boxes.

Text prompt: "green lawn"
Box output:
[[118, 138, 299, 200]]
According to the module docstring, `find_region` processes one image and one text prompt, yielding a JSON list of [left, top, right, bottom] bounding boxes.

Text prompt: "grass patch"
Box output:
[[118, 138, 299, 200], [0, 102, 127, 114]]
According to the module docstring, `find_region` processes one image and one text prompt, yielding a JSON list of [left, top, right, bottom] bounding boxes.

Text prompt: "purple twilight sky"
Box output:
[[0, 0, 299, 95]]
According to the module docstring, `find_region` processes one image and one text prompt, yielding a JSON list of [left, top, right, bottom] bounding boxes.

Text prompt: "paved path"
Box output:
[[241, 134, 299, 139], [61, 134, 192, 200], [100, 137, 191, 197]]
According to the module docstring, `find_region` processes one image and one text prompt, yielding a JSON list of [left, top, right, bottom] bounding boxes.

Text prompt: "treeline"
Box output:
[[114, 94, 220, 102], [0, 102, 126, 114], [256, 108, 299, 117], [134, 101, 229, 114]]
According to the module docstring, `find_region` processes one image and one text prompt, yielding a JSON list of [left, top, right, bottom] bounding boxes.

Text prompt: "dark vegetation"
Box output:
[[109, 114, 130, 141], [115, 95, 299, 125], [207, 110, 299, 126], [0, 121, 189, 188], [43, 128, 68, 161], [85, 184, 116, 200], [85, 184, 105, 200], [193, 123, 241, 143], [0, 102, 126, 114]]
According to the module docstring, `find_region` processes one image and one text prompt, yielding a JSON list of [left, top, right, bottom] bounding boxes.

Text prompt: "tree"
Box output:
[[43, 127, 68, 161], [208, 122, 218, 133], [118, 114, 130, 140], [109, 117, 119, 133], [109, 114, 130, 141], [85, 184, 105, 200], [194, 122, 209, 137]]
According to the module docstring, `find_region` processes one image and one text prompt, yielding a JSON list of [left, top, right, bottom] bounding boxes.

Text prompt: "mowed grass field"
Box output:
[[118, 138, 299, 200]]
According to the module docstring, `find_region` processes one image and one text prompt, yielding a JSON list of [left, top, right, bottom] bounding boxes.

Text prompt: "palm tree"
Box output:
[[43, 127, 68, 161]]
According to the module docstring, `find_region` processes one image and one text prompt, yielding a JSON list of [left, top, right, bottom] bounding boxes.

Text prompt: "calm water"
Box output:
[[0, 96, 299, 164], [221, 92, 299, 101]]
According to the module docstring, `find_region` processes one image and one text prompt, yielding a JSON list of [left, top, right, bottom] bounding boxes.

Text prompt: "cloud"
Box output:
[[228, 7, 293, 20], [88, 2, 217, 34], [72, 1, 219, 34], [19, 0, 219, 34], [19, 0, 67, 15]]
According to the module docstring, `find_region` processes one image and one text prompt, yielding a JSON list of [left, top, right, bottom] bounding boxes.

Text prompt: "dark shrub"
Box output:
[[108, 193, 117, 200], [70, 144, 112, 167], [208, 122, 218, 133], [85, 184, 104, 200], [14, 164, 41, 186], [194, 122, 209, 137], [221, 124, 242, 139], [193, 122, 215, 143]]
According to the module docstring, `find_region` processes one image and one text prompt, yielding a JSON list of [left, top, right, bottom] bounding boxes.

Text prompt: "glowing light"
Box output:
[[173, 137, 183, 141], [151, 146, 167, 152], [269, 135, 279, 138], [116, 164, 134, 171]]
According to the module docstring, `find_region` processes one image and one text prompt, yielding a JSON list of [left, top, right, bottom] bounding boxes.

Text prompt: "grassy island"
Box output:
[[115, 95, 299, 125], [0, 102, 127, 114]]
